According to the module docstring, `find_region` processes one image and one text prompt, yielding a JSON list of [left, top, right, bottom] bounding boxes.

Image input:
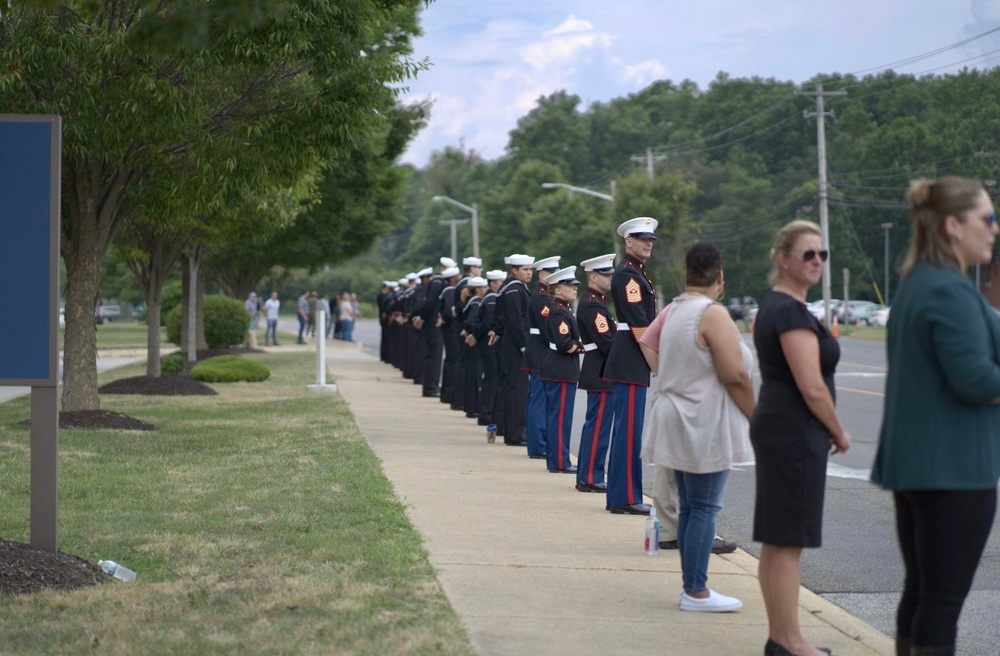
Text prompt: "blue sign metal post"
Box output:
[[0, 115, 62, 552]]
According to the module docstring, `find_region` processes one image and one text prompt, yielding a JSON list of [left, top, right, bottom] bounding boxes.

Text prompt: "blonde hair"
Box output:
[[901, 176, 985, 278], [768, 220, 822, 286]]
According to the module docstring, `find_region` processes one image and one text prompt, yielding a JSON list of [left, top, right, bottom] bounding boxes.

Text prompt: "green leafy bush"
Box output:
[[161, 354, 185, 376], [190, 355, 270, 383], [165, 295, 248, 348]]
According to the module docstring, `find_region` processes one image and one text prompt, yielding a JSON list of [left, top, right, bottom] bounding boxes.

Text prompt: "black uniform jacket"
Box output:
[[419, 275, 445, 323], [576, 288, 616, 391], [524, 283, 553, 371], [500, 279, 531, 357], [540, 299, 583, 383], [600, 253, 656, 386], [474, 292, 498, 342]]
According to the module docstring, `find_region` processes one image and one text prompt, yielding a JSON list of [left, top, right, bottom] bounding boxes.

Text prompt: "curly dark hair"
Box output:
[[685, 243, 723, 287]]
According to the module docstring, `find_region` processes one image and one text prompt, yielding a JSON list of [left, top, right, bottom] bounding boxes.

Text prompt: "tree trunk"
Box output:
[[61, 164, 129, 412], [146, 301, 162, 377]]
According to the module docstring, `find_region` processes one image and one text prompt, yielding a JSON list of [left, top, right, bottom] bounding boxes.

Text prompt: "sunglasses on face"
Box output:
[[801, 249, 829, 263], [987, 212, 996, 228]]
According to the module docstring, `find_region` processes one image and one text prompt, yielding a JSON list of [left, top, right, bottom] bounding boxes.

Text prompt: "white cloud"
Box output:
[[623, 59, 669, 87]]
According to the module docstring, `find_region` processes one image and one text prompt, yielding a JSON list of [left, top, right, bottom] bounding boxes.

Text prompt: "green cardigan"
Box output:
[[872, 260, 1000, 490]]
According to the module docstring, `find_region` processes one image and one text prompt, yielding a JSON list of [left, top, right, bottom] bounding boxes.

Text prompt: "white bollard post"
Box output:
[[306, 310, 337, 393]]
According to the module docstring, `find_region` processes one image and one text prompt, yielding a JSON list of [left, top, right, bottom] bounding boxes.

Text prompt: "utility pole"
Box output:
[[630, 147, 668, 181], [881, 223, 893, 305], [798, 82, 847, 326]]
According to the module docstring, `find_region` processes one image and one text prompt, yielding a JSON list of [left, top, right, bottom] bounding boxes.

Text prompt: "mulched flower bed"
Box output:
[[99, 375, 217, 396], [0, 538, 108, 596]]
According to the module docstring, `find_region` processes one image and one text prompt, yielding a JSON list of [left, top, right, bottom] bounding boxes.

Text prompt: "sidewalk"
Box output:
[[326, 342, 895, 656]]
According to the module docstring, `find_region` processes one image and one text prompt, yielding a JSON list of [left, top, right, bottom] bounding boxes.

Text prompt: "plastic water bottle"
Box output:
[[486, 424, 497, 443], [644, 507, 660, 555], [98, 559, 137, 582]]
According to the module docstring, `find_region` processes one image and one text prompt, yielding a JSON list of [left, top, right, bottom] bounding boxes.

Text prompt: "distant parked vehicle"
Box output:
[[726, 296, 757, 322], [844, 301, 880, 325], [872, 306, 891, 328], [807, 299, 842, 324], [97, 304, 123, 322]]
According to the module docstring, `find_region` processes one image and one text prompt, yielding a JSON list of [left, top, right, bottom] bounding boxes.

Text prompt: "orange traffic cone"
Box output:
[[832, 321, 840, 338], [855, 318, 862, 330]]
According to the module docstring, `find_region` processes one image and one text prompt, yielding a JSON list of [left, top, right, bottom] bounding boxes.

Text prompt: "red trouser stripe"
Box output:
[[587, 392, 606, 484], [557, 382, 567, 470], [627, 385, 635, 504]]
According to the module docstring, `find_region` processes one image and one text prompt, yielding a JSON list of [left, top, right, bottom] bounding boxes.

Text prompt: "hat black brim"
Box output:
[[627, 233, 657, 240]]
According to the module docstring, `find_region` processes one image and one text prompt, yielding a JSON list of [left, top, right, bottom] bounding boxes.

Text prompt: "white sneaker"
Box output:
[[679, 589, 743, 612]]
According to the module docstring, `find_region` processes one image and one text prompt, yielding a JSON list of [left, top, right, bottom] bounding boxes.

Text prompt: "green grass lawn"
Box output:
[[0, 352, 472, 655], [60, 321, 168, 351]]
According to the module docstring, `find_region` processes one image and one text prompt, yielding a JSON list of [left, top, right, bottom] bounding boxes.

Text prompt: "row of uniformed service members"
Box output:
[[376, 217, 666, 516]]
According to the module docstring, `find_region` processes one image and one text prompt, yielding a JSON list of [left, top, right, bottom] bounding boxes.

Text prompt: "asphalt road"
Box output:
[[351, 319, 1000, 655]]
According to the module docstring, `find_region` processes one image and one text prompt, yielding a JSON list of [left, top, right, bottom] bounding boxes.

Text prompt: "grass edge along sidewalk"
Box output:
[[0, 351, 474, 656]]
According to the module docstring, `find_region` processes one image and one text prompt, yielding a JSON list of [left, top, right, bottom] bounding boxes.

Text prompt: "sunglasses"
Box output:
[[801, 249, 829, 263], [987, 212, 997, 228]]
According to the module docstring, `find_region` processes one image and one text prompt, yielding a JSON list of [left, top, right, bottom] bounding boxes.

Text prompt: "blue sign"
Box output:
[[0, 116, 61, 385]]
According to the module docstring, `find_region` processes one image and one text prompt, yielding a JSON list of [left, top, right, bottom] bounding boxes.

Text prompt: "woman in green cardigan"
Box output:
[[873, 176, 1000, 656]]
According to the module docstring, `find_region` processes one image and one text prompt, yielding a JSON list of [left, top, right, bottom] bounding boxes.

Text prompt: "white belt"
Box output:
[[549, 342, 558, 350], [529, 328, 541, 335], [617, 323, 630, 331], [582, 343, 598, 352]]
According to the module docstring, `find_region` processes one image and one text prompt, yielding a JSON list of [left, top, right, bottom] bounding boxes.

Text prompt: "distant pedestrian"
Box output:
[[306, 291, 318, 337], [339, 293, 356, 342], [873, 176, 1000, 656], [244, 292, 259, 330], [264, 292, 280, 346], [316, 294, 331, 337], [296, 290, 309, 344]]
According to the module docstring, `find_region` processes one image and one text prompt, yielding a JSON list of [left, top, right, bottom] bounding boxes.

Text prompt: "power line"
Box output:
[[849, 26, 1000, 76]]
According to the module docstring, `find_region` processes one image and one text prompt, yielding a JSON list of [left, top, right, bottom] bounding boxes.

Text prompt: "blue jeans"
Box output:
[[297, 315, 307, 342], [265, 319, 278, 345], [676, 469, 730, 593], [340, 319, 354, 342]]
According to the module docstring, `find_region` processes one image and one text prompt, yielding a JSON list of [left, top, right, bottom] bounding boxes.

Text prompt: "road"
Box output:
[[349, 319, 1000, 655]]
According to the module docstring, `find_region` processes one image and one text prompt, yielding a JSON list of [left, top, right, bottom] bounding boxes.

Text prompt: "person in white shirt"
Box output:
[[264, 292, 281, 346]]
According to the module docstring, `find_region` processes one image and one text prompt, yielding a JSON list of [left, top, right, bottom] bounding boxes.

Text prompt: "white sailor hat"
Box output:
[[462, 256, 483, 267], [617, 216, 658, 239], [418, 267, 434, 277], [544, 266, 580, 286], [467, 276, 488, 288], [503, 256, 511, 265], [440, 256, 457, 268], [486, 269, 506, 281], [508, 254, 535, 266], [406, 272, 418, 281], [390, 281, 400, 289], [441, 266, 460, 278], [398, 277, 409, 286], [533, 256, 561, 271], [581, 253, 616, 273]]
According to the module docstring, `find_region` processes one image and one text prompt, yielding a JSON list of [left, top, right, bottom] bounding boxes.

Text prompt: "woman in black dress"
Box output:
[[751, 220, 851, 656]]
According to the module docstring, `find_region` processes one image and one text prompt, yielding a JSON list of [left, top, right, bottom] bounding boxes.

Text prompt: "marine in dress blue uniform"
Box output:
[[601, 217, 659, 515], [524, 256, 561, 460], [539, 267, 583, 474], [575, 254, 617, 493]]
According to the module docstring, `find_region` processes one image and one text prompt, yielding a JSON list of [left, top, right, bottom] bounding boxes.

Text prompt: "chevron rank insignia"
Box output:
[[558, 321, 569, 335], [595, 314, 609, 333], [625, 278, 642, 303], [541, 305, 550, 317]]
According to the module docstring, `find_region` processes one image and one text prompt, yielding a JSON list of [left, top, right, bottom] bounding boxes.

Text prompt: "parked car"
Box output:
[[807, 299, 842, 324], [872, 306, 891, 328], [843, 300, 880, 325], [97, 304, 123, 322]]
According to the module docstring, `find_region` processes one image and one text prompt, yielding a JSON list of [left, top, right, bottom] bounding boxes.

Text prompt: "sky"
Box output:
[[398, 0, 1000, 167]]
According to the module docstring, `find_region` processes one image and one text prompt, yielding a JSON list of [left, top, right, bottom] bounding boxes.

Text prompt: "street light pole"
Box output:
[[881, 222, 893, 305], [431, 196, 479, 258], [540, 182, 619, 256]]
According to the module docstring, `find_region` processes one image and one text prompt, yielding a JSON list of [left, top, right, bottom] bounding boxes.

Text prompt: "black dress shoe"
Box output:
[[528, 454, 546, 460], [659, 539, 679, 550], [477, 417, 490, 426], [504, 439, 527, 446], [575, 482, 607, 493], [765, 639, 832, 656], [465, 412, 478, 418], [548, 466, 577, 474], [422, 389, 440, 398], [608, 503, 652, 515]]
